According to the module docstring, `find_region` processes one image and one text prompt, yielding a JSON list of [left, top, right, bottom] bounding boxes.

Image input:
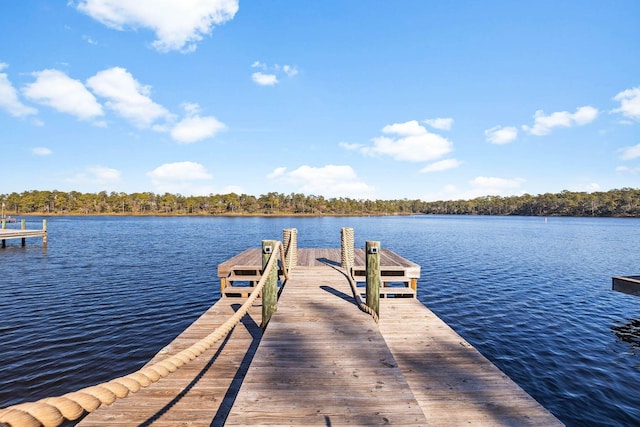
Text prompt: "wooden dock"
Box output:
[[612, 275, 640, 297], [75, 245, 562, 426], [218, 248, 420, 298], [0, 219, 47, 247]]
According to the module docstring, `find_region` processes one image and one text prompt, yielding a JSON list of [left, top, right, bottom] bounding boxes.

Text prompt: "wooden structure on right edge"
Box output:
[[613, 275, 640, 297]]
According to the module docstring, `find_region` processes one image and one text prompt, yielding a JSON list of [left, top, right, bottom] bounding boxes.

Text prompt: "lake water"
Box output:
[[1, 215, 639, 426]]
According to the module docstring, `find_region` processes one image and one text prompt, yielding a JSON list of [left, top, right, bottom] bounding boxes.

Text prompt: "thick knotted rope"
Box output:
[[345, 268, 380, 324], [0, 242, 285, 427]]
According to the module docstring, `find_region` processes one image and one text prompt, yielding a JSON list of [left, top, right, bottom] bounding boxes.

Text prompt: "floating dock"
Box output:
[[1, 229, 562, 426]]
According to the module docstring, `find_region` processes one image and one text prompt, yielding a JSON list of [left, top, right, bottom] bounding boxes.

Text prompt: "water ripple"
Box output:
[[1, 216, 640, 426]]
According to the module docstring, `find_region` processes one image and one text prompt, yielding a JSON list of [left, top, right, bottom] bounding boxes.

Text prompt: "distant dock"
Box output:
[[0, 219, 47, 247], [0, 227, 562, 426]]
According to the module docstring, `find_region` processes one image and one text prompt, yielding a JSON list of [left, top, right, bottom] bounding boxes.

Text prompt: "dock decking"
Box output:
[[0, 219, 47, 247], [218, 248, 420, 298], [76, 245, 562, 426]]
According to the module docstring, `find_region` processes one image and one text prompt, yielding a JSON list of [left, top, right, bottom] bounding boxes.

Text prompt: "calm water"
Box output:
[[1, 215, 639, 426]]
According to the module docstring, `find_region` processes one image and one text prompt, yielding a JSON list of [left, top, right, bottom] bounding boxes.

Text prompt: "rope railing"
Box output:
[[345, 266, 380, 324], [0, 241, 285, 427], [339, 227, 377, 323]]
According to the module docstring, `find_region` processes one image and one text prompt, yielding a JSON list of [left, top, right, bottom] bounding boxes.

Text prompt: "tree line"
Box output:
[[1, 188, 640, 217]]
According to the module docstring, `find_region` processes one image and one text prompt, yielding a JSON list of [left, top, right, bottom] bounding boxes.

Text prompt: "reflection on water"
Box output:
[[612, 318, 640, 355]]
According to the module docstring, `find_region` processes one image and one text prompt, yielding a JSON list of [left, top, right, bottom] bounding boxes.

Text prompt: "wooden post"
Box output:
[[262, 240, 278, 330], [220, 277, 227, 295], [21, 219, 26, 246], [365, 241, 381, 319], [42, 219, 47, 246], [1, 219, 4, 248]]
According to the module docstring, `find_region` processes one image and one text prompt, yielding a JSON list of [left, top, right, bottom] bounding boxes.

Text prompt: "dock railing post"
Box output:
[[341, 227, 354, 270], [262, 240, 278, 330], [365, 240, 381, 318], [283, 228, 297, 269]]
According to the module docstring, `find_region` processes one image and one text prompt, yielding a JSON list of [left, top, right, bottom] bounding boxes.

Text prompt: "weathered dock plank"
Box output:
[[224, 266, 428, 426], [77, 299, 263, 426], [378, 298, 563, 426], [218, 247, 420, 275]]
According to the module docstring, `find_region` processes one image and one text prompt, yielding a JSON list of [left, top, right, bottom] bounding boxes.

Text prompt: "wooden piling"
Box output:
[[42, 219, 47, 245], [365, 240, 381, 318], [261, 240, 278, 329], [21, 219, 26, 246]]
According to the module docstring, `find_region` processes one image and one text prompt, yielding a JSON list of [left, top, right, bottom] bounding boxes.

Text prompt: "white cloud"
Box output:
[[419, 159, 461, 173], [32, 147, 52, 156], [0, 64, 38, 117], [171, 115, 226, 143], [65, 165, 122, 186], [87, 67, 171, 128], [569, 182, 601, 193], [612, 87, 640, 121], [268, 165, 374, 198], [147, 161, 214, 195], [82, 35, 98, 45], [148, 161, 213, 181], [470, 176, 525, 193], [423, 117, 453, 131], [250, 62, 298, 85], [22, 69, 103, 121], [251, 72, 278, 86], [282, 65, 298, 77], [522, 106, 599, 136], [619, 143, 640, 160], [267, 167, 286, 179], [423, 176, 525, 201], [484, 125, 518, 144], [362, 120, 453, 162], [75, 0, 239, 53], [87, 166, 122, 184], [338, 142, 364, 151]]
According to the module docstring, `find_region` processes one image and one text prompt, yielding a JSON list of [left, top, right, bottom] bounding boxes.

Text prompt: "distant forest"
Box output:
[[2, 188, 640, 217]]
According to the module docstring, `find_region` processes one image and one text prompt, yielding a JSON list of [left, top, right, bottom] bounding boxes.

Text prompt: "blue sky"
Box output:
[[1, 1, 639, 201]]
